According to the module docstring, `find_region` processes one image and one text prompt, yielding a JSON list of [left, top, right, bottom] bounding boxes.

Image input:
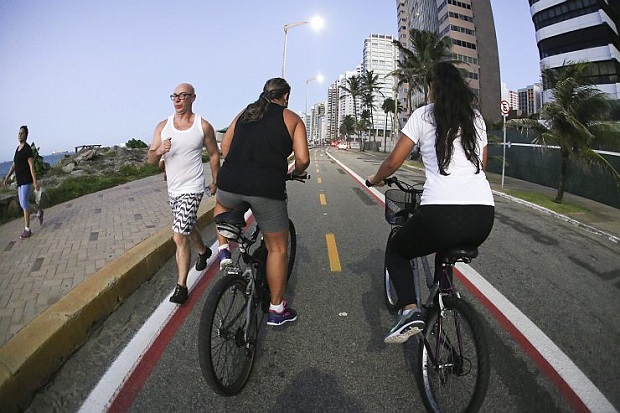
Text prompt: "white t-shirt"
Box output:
[[160, 114, 205, 196], [401, 104, 494, 206]]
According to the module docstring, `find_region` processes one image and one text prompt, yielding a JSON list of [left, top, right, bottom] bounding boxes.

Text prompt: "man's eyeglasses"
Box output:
[[170, 93, 194, 101]]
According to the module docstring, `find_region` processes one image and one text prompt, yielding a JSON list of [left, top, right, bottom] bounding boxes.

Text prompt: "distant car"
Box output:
[[337, 143, 348, 150]]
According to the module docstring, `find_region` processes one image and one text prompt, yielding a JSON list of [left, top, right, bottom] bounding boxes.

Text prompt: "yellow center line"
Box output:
[[317, 177, 322, 184], [325, 233, 342, 272], [319, 193, 327, 205]]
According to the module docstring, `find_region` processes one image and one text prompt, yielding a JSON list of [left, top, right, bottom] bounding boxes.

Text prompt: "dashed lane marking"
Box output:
[[319, 193, 327, 205], [325, 233, 342, 272]]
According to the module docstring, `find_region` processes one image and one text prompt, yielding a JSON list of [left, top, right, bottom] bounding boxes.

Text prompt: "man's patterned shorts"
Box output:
[[168, 192, 203, 235]]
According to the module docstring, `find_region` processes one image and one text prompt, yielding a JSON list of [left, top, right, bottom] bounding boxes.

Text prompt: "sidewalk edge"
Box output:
[[0, 198, 215, 412]]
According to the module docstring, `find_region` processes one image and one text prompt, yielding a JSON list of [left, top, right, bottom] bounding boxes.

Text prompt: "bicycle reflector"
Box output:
[[216, 223, 242, 242]]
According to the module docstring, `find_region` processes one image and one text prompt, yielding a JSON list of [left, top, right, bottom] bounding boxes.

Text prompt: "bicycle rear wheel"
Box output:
[[198, 273, 258, 396], [418, 296, 490, 413]]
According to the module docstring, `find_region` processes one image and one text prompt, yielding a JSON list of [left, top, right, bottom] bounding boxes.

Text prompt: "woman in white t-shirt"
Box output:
[[367, 62, 495, 344]]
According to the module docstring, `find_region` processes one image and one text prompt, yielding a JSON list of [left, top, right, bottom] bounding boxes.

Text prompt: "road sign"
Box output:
[[500, 100, 510, 115]]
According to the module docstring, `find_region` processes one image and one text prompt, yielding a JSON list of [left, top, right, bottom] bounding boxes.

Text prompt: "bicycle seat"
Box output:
[[214, 203, 251, 227], [443, 245, 478, 264]]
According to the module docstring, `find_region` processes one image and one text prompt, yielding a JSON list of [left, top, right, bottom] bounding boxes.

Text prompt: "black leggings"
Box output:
[[386, 204, 494, 306]]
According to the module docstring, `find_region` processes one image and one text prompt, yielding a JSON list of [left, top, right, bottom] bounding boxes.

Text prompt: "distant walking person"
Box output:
[[148, 83, 220, 304], [3, 125, 44, 239]]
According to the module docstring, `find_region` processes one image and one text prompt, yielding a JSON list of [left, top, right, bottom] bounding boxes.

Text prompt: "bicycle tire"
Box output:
[[286, 219, 297, 280], [198, 273, 258, 396], [383, 228, 399, 313], [418, 296, 490, 413]]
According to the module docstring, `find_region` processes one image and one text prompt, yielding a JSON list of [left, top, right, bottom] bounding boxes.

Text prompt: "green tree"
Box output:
[[339, 75, 363, 141], [381, 97, 396, 152], [391, 29, 453, 109], [339, 115, 356, 141], [360, 70, 383, 143], [29, 142, 50, 177], [126, 138, 148, 149], [508, 62, 620, 203]]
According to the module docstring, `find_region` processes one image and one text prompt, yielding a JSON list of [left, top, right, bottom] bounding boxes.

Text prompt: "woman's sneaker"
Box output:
[[384, 309, 425, 344], [218, 247, 232, 270], [267, 300, 298, 326], [20, 229, 32, 239]]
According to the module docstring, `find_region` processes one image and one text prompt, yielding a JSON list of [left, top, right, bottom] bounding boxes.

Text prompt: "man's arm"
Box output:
[[27, 157, 39, 191], [147, 120, 168, 165], [202, 119, 220, 195]]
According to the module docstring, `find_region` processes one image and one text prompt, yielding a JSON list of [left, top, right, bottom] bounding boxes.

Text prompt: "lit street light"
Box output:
[[305, 74, 324, 144], [281, 16, 324, 78]]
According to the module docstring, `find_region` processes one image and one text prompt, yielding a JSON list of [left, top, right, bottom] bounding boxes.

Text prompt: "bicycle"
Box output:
[[370, 176, 490, 413], [197, 173, 308, 396]]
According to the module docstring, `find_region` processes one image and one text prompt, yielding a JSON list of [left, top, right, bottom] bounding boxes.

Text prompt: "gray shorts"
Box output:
[[216, 189, 289, 233]]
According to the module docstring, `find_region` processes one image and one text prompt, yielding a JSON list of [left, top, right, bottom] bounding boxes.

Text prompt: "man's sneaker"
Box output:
[[267, 300, 298, 326], [195, 246, 212, 271], [38, 209, 44, 226], [384, 309, 425, 344], [170, 284, 188, 304], [218, 247, 232, 270], [20, 229, 32, 239]]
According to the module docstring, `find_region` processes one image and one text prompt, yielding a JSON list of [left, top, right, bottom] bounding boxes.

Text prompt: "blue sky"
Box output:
[[0, 0, 539, 162]]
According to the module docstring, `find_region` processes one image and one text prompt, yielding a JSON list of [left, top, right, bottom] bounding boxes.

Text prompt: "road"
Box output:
[[27, 147, 619, 412]]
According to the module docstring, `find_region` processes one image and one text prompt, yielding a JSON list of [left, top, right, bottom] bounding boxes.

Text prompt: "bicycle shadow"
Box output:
[[271, 367, 366, 412]]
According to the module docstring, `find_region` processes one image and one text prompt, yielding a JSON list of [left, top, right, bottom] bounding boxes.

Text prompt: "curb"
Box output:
[[0, 197, 216, 412]]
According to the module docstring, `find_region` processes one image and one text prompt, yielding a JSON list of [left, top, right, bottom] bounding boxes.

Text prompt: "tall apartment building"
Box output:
[[326, 83, 340, 143], [396, 0, 501, 122], [518, 83, 543, 116], [530, 0, 620, 101], [362, 34, 398, 139]]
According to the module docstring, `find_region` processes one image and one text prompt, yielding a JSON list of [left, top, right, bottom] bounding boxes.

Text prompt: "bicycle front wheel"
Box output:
[[418, 296, 490, 413], [383, 227, 399, 313], [198, 273, 258, 396]]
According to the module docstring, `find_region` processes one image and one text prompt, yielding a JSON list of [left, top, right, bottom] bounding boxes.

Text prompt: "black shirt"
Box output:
[[13, 144, 34, 186], [217, 103, 293, 200]]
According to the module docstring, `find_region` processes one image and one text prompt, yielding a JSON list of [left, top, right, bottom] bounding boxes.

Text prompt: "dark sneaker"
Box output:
[[218, 247, 232, 270], [384, 309, 425, 344], [195, 246, 212, 271], [20, 229, 32, 239], [169, 284, 188, 304], [267, 300, 298, 326], [38, 209, 44, 226]]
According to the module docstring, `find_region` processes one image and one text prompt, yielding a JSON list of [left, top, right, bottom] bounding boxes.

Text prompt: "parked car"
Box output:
[[337, 142, 348, 150]]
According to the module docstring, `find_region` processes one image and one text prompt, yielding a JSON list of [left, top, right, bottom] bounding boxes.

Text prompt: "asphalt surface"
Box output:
[[0, 148, 618, 411]]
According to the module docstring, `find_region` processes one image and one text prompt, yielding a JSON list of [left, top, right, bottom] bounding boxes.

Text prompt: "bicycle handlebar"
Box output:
[[287, 172, 311, 182], [366, 176, 421, 193]]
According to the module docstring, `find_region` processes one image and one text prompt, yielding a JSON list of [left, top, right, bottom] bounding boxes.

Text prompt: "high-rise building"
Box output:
[[362, 34, 398, 141], [396, 0, 502, 122], [530, 0, 620, 101], [518, 83, 543, 116], [326, 83, 340, 143]]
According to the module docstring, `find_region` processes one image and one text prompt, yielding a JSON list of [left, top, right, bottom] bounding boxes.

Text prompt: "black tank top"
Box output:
[[217, 103, 293, 200]]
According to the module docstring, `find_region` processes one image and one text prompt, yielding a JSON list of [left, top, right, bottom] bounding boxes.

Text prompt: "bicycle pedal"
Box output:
[[225, 266, 240, 275]]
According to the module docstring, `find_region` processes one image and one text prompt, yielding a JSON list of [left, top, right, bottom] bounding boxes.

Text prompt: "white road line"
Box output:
[[78, 244, 219, 413], [326, 148, 617, 413]]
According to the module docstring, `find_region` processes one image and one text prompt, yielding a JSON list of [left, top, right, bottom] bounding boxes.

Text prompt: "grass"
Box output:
[[500, 189, 589, 215]]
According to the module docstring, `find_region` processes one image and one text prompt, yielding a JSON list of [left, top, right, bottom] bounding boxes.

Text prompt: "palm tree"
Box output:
[[360, 70, 384, 143], [339, 75, 363, 135], [339, 115, 356, 142], [382, 97, 396, 153], [508, 62, 620, 203], [391, 29, 453, 108]]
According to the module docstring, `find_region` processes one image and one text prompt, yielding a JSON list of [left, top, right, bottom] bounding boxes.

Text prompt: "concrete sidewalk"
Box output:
[[0, 153, 617, 411]]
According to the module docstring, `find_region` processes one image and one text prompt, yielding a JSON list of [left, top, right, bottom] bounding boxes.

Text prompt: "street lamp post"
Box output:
[[305, 75, 323, 144], [281, 17, 324, 78]]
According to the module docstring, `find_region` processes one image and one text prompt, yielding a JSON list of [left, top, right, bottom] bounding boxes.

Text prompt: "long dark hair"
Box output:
[[239, 78, 291, 124], [429, 62, 482, 174]]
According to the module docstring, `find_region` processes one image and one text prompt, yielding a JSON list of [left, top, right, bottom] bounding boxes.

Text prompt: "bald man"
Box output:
[[148, 83, 220, 304]]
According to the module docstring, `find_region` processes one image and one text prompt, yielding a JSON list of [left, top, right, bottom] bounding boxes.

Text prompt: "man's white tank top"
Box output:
[[161, 114, 205, 195]]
